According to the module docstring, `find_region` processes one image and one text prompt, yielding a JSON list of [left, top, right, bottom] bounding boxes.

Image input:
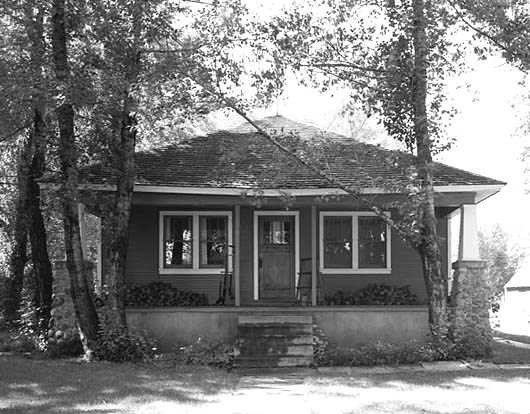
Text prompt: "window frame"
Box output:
[[319, 211, 391, 274], [159, 211, 233, 275]]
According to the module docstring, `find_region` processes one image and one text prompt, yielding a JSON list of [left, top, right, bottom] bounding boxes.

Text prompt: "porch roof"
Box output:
[[80, 116, 505, 197]]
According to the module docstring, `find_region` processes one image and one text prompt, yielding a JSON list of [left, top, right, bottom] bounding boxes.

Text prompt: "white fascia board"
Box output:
[[55, 183, 503, 202]]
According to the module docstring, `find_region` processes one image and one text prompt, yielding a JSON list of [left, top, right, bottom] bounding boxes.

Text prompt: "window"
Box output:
[[160, 211, 232, 274], [263, 219, 291, 245], [320, 212, 391, 274]]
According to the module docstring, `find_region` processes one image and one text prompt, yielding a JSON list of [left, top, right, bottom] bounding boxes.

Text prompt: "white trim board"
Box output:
[[253, 211, 300, 301], [319, 211, 392, 275], [159, 210, 233, 275], [63, 183, 503, 203]]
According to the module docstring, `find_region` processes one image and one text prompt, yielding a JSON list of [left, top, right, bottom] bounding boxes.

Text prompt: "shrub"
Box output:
[[178, 337, 234, 369], [93, 312, 158, 362], [322, 339, 455, 367], [325, 284, 423, 306], [313, 325, 330, 366], [125, 282, 209, 307]]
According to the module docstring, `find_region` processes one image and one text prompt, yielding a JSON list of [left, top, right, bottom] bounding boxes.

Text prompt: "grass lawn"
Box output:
[[0, 354, 238, 414], [2, 353, 530, 414]]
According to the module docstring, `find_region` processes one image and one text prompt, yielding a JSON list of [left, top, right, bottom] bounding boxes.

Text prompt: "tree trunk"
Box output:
[[3, 141, 31, 323], [28, 107, 53, 331], [51, 0, 99, 355], [411, 0, 448, 336], [24, 5, 53, 332], [106, 108, 136, 327], [105, 6, 141, 328]]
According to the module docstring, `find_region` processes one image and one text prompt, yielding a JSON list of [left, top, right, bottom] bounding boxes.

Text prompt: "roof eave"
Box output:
[[63, 182, 504, 203]]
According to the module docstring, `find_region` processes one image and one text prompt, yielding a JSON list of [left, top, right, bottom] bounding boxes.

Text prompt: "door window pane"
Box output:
[[199, 216, 227, 267], [263, 219, 290, 245], [164, 216, 192, 267], [358, 217, 387, 268], [323, 216, 352, 268]]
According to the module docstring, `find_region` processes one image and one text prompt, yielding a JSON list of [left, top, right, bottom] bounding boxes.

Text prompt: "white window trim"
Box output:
[[319, 211, 392, 274], [253, 211, 300, 301], [159, 211, 233, 275]]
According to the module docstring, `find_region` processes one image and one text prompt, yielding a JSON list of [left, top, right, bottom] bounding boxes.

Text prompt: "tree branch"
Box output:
[[176, 68, 412, 243], [0, 122, 31, 143], [299, 62, 387, 74]]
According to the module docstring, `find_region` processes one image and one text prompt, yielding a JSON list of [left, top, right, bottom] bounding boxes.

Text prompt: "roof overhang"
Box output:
[[72, 183, 503, 204]]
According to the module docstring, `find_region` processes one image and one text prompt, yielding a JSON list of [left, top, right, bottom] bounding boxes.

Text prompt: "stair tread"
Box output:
[[238, 315, 313, 325]]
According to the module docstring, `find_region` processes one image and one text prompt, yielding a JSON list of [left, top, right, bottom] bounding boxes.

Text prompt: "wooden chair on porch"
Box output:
[[296, 258, 325, 305]]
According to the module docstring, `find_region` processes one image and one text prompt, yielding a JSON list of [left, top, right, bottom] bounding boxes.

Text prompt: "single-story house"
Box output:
[[75, 116, 504, 366]]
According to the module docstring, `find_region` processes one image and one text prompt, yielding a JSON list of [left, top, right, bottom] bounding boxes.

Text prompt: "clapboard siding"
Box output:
[[125, 205, 235, 304], [239, 206, 254, 305], [123, 202, 448, 305], [320, 214, 448, 302]]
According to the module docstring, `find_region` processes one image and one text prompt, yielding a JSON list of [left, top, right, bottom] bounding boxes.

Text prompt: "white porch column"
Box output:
[[234, 205, 241, 306], [311, 205, 317, 306], [458, 204, 481, 261]]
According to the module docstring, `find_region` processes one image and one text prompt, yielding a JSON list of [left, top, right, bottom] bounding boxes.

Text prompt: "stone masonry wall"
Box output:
[[47, 261, 82, 355], [450, 260, 492, 357]]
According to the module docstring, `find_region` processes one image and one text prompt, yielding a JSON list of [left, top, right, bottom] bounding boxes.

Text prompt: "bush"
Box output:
[[325, 284, 423, 306], [313, 325, 330, 366], [93, 315, 158, 363], [125, 282, 209, 307], [178, 337, 234, 369], [322, 339, 456, 367]]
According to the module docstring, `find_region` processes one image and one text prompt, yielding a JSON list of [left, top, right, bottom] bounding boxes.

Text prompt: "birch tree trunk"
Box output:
[[3, 141, 30, 323], [411, 0, 448, 335], [51, 0, 99, 355], [105, 5, 141, 327], [24, 3, 53, 331]]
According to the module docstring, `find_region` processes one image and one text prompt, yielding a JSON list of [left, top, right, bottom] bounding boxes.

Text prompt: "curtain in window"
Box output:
[[323, 216, 352, 268], [164, 216, 192, 267], [358, 217, 386, 268], [199, 216, 227, 267]]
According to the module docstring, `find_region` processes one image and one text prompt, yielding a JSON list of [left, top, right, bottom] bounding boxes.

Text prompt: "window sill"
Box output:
[[320, 268, 392, 275], [159, 268, 225, 275]]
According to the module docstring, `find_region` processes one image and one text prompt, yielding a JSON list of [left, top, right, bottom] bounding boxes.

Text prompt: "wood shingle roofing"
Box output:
[[80, 116, 505, 191]]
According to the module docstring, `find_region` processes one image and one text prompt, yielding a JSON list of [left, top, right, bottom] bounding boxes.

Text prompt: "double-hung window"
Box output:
[[159, 211, 232, 274], [319, 212, 391, 274]]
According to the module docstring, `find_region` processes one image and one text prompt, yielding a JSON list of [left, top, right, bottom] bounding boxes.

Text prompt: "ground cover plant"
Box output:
[[125, 282, 209, 307], [325, 284, 423, 306]]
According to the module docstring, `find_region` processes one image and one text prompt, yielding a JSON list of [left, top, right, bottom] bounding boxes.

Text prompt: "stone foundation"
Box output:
[[450, 260, 492, 356], [47, 261, 82, 355]]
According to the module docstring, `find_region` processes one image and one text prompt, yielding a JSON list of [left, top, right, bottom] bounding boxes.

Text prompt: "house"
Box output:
[[499, 259, 530, 336], [76, 115, 504, 366]]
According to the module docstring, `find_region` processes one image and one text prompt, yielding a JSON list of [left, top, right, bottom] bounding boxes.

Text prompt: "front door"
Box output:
[[258, 216, 295, 300]]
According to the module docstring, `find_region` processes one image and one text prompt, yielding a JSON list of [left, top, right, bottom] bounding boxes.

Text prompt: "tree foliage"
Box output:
[[479, 225, 525, 309]]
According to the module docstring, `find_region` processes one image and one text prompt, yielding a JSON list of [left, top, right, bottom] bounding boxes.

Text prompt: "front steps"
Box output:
[[234, 314, 314, 368]]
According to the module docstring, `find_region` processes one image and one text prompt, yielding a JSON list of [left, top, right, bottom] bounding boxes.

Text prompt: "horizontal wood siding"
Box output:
[[239, 206, 254, 305], [125, 205, 234, 304], [320, 214, 448, 303], [124, 201, 449, 306]]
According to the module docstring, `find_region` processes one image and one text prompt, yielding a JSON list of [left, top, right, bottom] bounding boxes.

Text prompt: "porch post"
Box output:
[[234, 205, 241, 306], [458, 204, 480, 261], [311, 205, 317, 306], [449, 203, 491, 356]]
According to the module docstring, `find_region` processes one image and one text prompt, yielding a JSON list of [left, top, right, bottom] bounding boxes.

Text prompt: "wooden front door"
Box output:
[[258, 216, 295, 300]]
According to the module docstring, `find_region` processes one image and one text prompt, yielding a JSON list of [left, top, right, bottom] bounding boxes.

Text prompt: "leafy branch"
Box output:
[[176, 68, 413, 243]]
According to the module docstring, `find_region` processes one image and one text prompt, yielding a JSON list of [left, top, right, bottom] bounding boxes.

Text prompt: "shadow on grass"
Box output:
[[0, 354, 239, 414]]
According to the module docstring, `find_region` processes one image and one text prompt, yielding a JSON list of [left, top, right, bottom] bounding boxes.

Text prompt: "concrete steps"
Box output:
[[234, 313, 314, 368]]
